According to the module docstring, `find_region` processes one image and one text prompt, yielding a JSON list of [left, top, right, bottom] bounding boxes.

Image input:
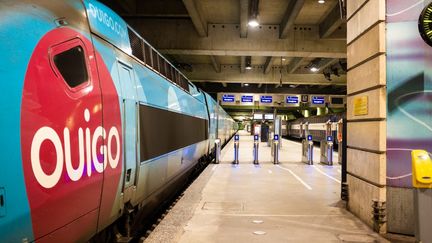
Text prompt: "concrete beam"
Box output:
[[264, 57, 275, 74], [240, 56, 246, 73], [320, 58, 339, 71], [280, 0, 305, 39], [320, 4, 345, 38], [182, 0, 207, 37], [239, 0, 249, 38], [132, 21, 347, 58], [210, 56, 221, 73], [287, 57, 305, 74], [186, 64, 346, 85]]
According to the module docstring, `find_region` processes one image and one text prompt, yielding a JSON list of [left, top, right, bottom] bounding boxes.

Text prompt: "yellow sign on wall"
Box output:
[[353, 96, 368, 116]]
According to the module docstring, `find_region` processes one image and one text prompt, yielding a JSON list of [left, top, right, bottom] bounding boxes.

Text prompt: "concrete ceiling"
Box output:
[[101, 0, 347, 95]]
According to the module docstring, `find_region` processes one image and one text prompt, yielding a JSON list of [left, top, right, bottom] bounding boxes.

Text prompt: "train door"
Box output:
[[117, 61, 138, 202]]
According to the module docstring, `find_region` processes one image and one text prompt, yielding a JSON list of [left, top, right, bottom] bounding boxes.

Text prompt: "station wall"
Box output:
[[348, 0, 432, 235], [346, 0, 387, 233], [386, 0, 432, 235]]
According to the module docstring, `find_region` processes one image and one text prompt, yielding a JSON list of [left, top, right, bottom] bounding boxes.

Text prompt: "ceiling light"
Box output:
[[282, 58, 286, 61], [310, 67, 319, 72], [248, 0, 260, 27], [248, 19, 259, 27], [245, 66, 252, 70], [318, 0, 325, 4], [244, 83, 250, 86]]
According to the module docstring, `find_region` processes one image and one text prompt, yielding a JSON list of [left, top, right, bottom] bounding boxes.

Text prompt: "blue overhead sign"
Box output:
[[241, 95, 254, 103], [311, 96, 325, 105], [286, 96, 299, 104], [307, 135, 313, 141], [327, 136, 333, 142], [260, 95, 273, 103], [222, 94, 235, 102]]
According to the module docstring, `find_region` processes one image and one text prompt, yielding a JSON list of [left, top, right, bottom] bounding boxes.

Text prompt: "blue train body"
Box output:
[[0, 1, 237, 242]]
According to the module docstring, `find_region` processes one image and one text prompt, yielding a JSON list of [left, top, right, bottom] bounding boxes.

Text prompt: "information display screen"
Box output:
[[260, 95, 273, 103], [264, 114, 274, 120], [286, 96, 299, 104], [311, 96, 325, 104], [241, 95, 254, 103], [331, 97, 344, 104], [253, 114, 263, 120], [222, 94, 235, 102]]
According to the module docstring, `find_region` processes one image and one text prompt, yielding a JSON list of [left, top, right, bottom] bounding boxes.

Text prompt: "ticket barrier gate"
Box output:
[[253, 135, 259, 165], [302, 135, 313, 165], [233, 135, 239, 165], [320, 136, 334, 166], [272, 134, 279, 164], [214, 139, 221, 164], [411, 150, 432, 243]]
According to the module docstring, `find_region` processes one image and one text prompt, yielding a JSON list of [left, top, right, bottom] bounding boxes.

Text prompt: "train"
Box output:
[[286, 113, 345, 145], [0, 1, 237, 242]]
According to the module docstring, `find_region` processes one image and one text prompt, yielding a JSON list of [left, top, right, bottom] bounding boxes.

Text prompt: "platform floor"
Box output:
[[144, 131, 387, 243]]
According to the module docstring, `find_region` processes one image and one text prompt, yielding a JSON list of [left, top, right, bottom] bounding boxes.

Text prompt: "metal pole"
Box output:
[[234, 135, 239, 164], [273, 134, 279, 164], [253, 135, 259, 164]]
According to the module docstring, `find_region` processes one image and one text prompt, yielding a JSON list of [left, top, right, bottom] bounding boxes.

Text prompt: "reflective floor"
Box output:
[[144, 131, 387, 243]]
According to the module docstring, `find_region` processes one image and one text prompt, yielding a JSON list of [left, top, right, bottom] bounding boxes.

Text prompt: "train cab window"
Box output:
[[53, 46, 88, 88]]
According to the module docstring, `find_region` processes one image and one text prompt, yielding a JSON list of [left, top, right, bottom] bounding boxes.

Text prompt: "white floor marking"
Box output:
[[276, 165, 312, 190], [312, 165, 341, 183]]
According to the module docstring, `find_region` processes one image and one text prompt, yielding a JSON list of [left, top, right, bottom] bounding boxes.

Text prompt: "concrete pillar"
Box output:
[[346, 0, 386, 233]]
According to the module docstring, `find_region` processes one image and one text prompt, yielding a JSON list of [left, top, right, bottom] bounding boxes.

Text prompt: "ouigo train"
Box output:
[[0, 1, 237, 242]]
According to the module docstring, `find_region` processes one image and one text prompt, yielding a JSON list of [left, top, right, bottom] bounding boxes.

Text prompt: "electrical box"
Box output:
[[412, 150, 432, 188]]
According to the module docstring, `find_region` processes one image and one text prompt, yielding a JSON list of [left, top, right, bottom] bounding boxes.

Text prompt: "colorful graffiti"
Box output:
[[387, 0, 432, 187]]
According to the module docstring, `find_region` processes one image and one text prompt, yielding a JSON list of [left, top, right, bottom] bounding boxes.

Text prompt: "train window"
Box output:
[[128, 28, 145, 62], [144, 44, 152, 66], [166, 65, 172, 80], [159, 56, 166, 77], [152, 51, 159, 71], [53, 46, 88, 88]]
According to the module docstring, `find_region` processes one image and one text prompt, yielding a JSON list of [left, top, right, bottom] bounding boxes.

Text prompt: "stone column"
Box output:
[[346, 0, 387, 233]]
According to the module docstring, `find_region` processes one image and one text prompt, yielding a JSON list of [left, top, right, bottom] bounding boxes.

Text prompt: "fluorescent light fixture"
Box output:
[[282, 58, 286, 61], [248, 19, 259, 27], [244, 83, 249, 86], [310, 67, 319, 72], [318, 0, 325, 3], [245, 66, 252, 70]]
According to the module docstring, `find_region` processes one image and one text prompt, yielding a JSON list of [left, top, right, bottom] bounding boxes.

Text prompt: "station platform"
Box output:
[[144, 131, 387, 243]]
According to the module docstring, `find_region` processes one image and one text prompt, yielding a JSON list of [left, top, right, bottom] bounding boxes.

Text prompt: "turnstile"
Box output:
[[302, 135, 313, 165], [272, 134, 279, 164], [320, 121, 334, 165], [320, 138, 333, 165], [253, 135, 259, 164], [233, 135, 239, 164]]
